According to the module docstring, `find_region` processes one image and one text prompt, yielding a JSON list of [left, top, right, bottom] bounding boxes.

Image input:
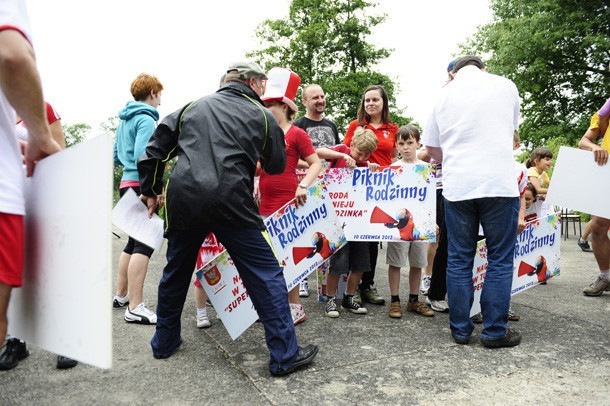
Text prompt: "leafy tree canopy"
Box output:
[[101, 116, 120, 134], [248, 0, 413, 132], [461, 0, 610, 149], [62, 123, 90, 148]]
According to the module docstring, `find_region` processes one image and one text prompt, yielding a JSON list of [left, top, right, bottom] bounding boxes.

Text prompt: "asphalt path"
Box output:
[[1, 225, 608, 405]]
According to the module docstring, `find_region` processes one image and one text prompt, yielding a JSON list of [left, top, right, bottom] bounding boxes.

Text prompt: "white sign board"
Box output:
[[546, 146, 610, 218], [195, 251, 258, 340], [9, 135, 113, 369]]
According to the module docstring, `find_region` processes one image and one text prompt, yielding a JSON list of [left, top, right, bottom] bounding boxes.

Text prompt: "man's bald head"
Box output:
[[302, 84, 326, 119]]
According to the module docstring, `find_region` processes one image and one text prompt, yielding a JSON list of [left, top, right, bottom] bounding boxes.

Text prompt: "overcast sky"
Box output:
[[26, 0, 492, 133]]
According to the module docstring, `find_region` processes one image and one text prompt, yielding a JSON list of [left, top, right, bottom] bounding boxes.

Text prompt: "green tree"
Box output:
[[248, 0, 413, 132], [461, 0, 610, 149], [62, 123, 90, 148], [101, 116, 120, 134]]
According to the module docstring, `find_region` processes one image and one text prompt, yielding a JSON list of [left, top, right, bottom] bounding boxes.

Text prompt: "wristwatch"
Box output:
[[298, 181, 308, 189]]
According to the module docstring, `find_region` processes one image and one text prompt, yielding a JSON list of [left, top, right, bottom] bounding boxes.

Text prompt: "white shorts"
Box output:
[[386, 240, 427, 268]]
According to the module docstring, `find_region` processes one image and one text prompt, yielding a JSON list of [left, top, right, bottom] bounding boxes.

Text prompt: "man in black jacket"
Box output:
[[138, 61, 318, 376]]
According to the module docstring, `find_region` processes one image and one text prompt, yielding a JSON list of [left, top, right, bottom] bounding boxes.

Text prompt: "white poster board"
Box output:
[[323, 166, 436, 242], [8, 135, 113, 369], [546, 146, 610, 218], [195, 251, 258, 340]]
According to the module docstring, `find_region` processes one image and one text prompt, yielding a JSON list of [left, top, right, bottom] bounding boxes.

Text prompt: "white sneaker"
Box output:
[[299, 279, 309, 297], [113, 293, 129, 308], [124, 302, 157, 324], [425, 297, 449, 312], [290, 303, 307, 325], [420, 275, 432, 295], [196, 309, 211, 328]]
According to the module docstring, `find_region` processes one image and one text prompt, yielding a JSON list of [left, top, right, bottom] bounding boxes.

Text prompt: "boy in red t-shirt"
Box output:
[[315, 129, 379, 317]]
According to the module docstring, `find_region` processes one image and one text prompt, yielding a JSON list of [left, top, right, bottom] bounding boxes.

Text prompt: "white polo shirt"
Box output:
[[423, 65, 520, 202], [0, 0, 32, 215]]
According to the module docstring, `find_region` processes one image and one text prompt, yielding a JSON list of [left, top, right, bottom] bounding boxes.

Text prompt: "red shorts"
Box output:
[[0, 212, 25, 287]]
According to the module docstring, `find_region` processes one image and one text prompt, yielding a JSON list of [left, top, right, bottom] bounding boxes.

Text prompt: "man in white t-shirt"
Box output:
[[0, 0, 61, 370], [423, 56, 522, 348]]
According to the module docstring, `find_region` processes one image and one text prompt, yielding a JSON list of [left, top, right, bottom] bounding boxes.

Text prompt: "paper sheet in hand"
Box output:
[[112, 188, 164, 250]]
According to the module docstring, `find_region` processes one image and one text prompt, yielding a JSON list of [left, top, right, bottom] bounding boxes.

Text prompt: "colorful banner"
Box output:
[[196, 251, 258, 340], [316, 262, 348, 301], [196, 184, 346, 339], [264, 182, 347, 291], [323, 165, 436, 242], [470, 214, 561, 316]]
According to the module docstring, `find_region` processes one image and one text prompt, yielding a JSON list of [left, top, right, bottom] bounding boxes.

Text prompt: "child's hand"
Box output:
[[343, 154, 356, 168], [368, 162, 380, 172], [518, 217, 526, 234]]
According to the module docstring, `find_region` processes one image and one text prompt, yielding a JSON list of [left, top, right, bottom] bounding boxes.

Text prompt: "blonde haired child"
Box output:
[[317, 128, 379, 171], [316, 128, 378, 317]]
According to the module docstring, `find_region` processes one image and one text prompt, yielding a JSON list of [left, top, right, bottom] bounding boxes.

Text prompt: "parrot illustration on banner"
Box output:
[[518, 256, 548, 283], [377, 207, 420, 241], [292, 232, 335, 265]]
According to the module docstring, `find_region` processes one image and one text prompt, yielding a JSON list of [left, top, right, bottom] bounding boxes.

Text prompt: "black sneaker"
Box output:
[[481, 329, 522, 348], [0, 338, 29, 370], [325, 297, 340, 318], [577, 238, 593, 252], [342, 295, 367, 314], [471, 313, 483, 324], [57, 355, 78, 369]]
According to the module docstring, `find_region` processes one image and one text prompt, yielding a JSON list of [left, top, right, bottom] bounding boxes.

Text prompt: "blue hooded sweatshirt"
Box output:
[[113, 101, 159, 183]]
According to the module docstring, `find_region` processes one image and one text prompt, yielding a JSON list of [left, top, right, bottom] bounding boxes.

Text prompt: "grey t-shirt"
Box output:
[[293, 116, 340, 148]]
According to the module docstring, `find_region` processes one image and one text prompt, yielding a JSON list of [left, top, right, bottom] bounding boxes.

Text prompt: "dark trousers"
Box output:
[[444, 196, 519, 340], [151, 227, 298, 374], [358, 241, 379, 291], [428, 189, 447, 301]]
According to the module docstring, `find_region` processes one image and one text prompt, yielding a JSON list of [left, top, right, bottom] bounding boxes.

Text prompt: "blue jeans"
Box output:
[[444, 197, 519, 341], [151, 227, 299, 374]]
